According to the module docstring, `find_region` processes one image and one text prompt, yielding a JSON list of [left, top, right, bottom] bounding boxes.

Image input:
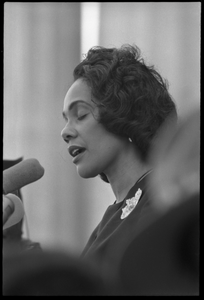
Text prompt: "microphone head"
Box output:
[[3, 158, 45, 195], [3, 194, 25, 230]]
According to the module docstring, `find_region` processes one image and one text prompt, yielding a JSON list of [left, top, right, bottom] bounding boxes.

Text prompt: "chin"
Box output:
[[76, 166, 99, 179]]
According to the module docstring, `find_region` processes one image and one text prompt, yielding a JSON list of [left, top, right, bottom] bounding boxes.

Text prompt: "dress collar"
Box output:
[[113, 169, 153, 205]]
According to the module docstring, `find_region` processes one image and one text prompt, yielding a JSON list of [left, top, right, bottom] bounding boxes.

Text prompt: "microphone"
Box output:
[[3, 158, 45, 195], [3, 194, 24, 230]]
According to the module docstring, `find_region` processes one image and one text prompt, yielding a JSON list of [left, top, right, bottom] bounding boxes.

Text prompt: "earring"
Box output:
[[128, 137, 132, 143]]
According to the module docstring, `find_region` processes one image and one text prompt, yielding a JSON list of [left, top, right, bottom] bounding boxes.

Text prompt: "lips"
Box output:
[[68, 145, 86, 160]]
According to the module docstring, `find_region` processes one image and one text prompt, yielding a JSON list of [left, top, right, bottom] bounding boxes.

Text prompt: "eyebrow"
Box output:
[[62, 100, 93, 121]]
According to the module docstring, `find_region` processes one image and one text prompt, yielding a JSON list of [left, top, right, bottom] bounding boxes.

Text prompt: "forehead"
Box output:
[[63, 78, 93, 109]]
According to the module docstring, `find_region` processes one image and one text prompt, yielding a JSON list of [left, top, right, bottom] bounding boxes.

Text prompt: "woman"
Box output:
[[61, 44, 177, 275]]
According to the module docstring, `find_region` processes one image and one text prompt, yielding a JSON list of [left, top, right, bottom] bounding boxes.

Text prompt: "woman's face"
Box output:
[[61, 78, 128, 179]]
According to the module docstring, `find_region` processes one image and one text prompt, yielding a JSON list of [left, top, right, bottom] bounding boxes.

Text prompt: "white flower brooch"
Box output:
[[121, 188, 142, 219]]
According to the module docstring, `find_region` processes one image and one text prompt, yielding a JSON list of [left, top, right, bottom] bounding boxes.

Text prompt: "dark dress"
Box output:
[[81, 170, 199, 295], [81, 171, 154, 274]]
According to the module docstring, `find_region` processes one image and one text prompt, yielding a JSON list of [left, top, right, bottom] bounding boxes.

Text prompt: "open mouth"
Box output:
[[69, 146, 86, 158]]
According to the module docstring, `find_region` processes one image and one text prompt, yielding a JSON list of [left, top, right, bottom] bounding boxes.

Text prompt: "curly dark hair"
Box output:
[[73, 44, 177, 183]]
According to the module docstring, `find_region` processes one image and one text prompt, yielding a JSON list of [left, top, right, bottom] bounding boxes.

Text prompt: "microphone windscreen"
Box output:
[[3, 158, 45, 195]]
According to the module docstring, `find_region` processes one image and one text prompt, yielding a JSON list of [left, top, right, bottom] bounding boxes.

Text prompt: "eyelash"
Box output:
[[77, 114, 88, 121]]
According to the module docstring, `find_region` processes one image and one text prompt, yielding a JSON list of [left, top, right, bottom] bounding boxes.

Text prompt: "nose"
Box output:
[[61, 124, 77, 144]]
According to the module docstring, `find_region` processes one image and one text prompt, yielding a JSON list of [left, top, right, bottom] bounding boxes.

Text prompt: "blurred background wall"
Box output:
[[3, 2, 200, 255]]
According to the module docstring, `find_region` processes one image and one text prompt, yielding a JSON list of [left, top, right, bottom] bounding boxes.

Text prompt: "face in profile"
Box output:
[[61, 78, 128, 179]]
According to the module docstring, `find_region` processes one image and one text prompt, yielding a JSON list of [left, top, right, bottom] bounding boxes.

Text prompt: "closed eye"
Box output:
[[77, 114, 88, 121]]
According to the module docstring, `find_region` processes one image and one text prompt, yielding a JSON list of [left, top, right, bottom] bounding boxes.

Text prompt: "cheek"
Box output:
[[89, 136, 113, 158], [92, 142, 118, 171], [83, 125, 106, 152], [82, 122, 120, 164]]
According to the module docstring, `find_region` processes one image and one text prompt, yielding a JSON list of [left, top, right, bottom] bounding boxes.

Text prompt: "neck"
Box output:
[[105, 149, 150, 203]]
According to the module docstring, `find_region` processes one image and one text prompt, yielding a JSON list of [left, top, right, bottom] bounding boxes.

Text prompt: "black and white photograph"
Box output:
[[3, 2, 200, 295]]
